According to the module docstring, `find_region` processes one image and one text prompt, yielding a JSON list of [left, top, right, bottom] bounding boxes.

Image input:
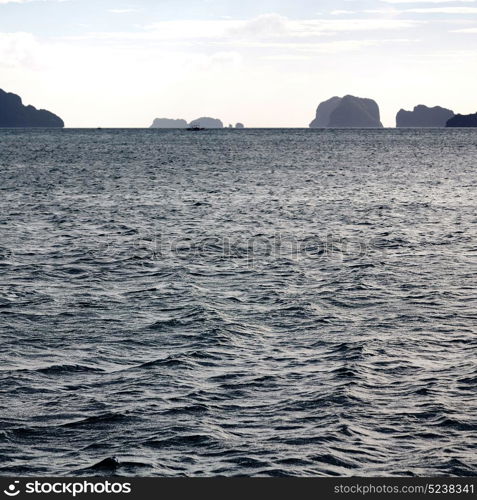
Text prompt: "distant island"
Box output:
[[5, 87, 473, 129], [309, 95, 383, 128], [150, 116, 245, 129], [189, 117, 223, 129], [446, 113, 477, 127], [0, 88, 64, 127], [396, 105, 454, 127], [150, 118, 188, 128]]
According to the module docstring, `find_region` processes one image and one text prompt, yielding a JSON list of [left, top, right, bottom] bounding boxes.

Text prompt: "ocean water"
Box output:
[[0, 128, 476, 477]]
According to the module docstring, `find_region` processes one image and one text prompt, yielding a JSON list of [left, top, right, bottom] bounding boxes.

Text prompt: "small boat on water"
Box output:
[[187, 124, 205, 131]]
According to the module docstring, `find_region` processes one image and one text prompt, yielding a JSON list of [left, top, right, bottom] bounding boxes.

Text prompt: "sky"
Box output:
[[0, 0, 476, 127]]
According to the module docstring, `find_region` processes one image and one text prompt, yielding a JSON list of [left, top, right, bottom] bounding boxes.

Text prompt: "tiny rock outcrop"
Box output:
[[235, 122, 245, 128], [0, 88, 64, 127], [188, 117, 223, 129], [446, 113, 477, 127], [309, 95, 383, 128], [396, 105, 454, 127], [150, 118, 187, 128]]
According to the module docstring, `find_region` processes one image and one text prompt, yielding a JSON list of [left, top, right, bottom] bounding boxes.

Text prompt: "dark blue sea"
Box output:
[[0, 128, 476, 476]]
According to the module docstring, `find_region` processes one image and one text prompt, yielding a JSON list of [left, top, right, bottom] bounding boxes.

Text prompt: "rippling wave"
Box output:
[[0, 128, 476, 476]]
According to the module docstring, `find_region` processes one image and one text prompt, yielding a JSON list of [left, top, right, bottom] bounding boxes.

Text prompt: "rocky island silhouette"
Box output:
[[0, 88, 64, 127], [150, 116, 238, 129], [1, 87, 474, 130], [446, 113, 477, 127], [149, 118, 188, 128], [150, 116, 247, 129], [396, 105, 454, 127], [188, 117, 223, 129], [309, 95, 383, 128]]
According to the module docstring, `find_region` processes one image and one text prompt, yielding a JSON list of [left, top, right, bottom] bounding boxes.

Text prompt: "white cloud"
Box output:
[[330, 10, 356, 15], [381, 0, 476, 3], [108, 8, 140, 14], [365, 8, 401, 13], [0, 32, 42, 68], [450, 26, 477, 31], [232, 15, 423, 37], [192, 50, 243, 71], [76, 14, 423, 44], [227, 13, 289, 37], [0, 0, 61, 3], [226, 38, 418, 53], [404, 6, 477, 12], [259, 38, 416, 55]]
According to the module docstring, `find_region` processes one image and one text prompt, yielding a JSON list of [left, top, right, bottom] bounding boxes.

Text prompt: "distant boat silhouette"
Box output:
[[187, 124, 205, 131]]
